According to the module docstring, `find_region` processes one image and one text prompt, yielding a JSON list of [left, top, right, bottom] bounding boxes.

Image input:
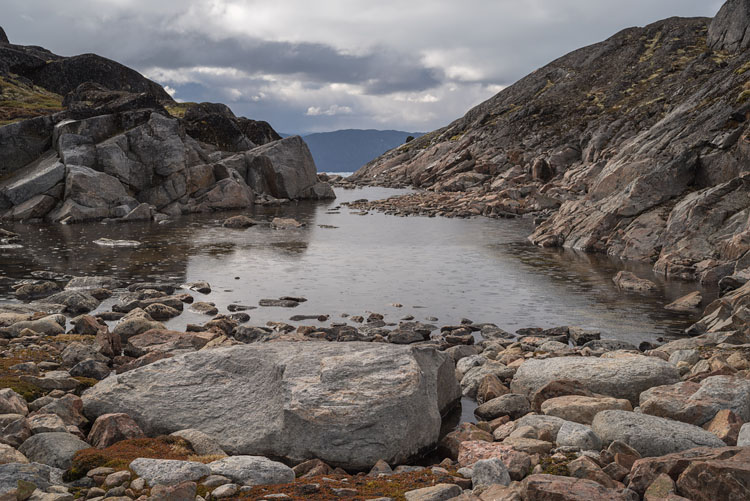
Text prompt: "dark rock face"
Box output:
[[182, 102, 257, 152], [0, 26, 8, 44], [351, 7, 750, 284], [27, 53, 172, 103], [708, 0, 750, 52]]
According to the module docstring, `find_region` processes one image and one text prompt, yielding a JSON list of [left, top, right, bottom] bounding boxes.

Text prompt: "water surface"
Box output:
[[0, 187, 708, 345]]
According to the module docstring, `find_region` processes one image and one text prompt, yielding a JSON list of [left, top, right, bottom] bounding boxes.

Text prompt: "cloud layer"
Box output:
[[3, 0, 724, 133]]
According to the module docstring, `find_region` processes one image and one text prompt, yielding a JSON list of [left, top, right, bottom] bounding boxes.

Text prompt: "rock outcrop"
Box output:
[[81, 342, 460, 470], [708, 0, 750, 52], [351, 2, 750, 286], [0, 33, 334, 223]]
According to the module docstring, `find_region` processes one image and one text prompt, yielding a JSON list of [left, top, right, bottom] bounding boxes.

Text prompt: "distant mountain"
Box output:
[[296, 129, 423, 172]]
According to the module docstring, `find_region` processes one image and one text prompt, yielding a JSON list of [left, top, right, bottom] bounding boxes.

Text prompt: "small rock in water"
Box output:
[[94, 238, 141, 248], [184, 281, 212, 294], [223, 215, 259, 229], [259, 298, 300, 308], [270, 217, 304, 229]]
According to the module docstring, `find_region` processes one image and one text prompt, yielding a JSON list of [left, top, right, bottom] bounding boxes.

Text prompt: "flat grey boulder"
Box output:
[[129, 458, 209, 487], [708, 0, 750, 52], [510, 355, 680, 404], [1, 155, 65, 206], [208, 456, 294, 486], [471, 458, 510, 489], [18, 432, 89, 469], [82, 342, 459, 469], [591, 410, 725, 457], [556, 421, 601, 451]]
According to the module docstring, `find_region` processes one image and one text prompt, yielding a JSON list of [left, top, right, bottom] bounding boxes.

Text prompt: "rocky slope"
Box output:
[[0, 32, 334, 224], [351, 0, 750, 287]]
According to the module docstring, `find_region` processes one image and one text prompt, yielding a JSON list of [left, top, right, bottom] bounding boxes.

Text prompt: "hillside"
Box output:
[[351, 0, 750, 287], [0, 31, 333, 223], [302, 129, 422, 172]]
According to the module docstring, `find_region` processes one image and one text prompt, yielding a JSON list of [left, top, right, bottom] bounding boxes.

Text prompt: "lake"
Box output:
[[0, 186, 708, 345]]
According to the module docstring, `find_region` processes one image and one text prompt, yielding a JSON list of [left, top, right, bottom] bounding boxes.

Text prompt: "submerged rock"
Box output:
[[82, 342, 459, 469]]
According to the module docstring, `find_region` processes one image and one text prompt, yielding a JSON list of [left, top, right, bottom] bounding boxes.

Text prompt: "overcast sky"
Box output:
[[4, 0, 724, 134]]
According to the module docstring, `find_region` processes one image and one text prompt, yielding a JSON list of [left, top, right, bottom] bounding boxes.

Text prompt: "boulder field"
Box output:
[[0, 272, 747, 499]]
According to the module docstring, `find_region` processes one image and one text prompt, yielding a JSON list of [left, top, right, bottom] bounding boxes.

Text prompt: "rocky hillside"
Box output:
[[0, 31, 333, 224], [351, 0, 750, 287]]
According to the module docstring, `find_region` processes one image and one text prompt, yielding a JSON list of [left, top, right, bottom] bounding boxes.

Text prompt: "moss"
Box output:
[[51, 334, 96, 344], [165, 102, 197, 118], [73, 377, 98, 389], [736, 61, 750, 75], [639, 31, 663, 63], [0, 376, 47, 402], [535, 79, 555, 98], [66, 436, 198, 481], [738, 90, 750, 104], [0, 76, 63, 126]]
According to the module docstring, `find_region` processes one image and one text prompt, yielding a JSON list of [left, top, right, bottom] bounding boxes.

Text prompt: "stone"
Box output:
[[42, 290, 99, 315], [567, 456, 617, 489], [529, 380, 598, 412], [471, 458, 511, 489], [82, 342, 459, 470], [703, 409, 743, 445], [270, 217, 304, 229], [0, 389, 28, 416], [104, 470, 131, 488], [476, 375, 510, 405], [591, 410, 725, 457], [27, 414, 68, 434], [69, 359, 110, 380], [170, 429, 226, 456], [211, 483, 238, 499], [61, 343, 108, 367], [129, 458, 210, 487], [664, 292, 703, 312], [522, 474, 633, 500], [461, 361, 515, 399], [0, 442, 28, 464], [511, 356, 680, 404], [2, 157, 65, 206], [190, 302, 218, 316], [474, 394, 531, 421], [708, 0, 750, 52], [403, 484, 462, 501], [208, 456, 294, 486], [500, 437, 553, 455], [222, 215, 258, 229], [643, 473, 676, 501], [667, 350, 700, 367], [0, 462, 60, 494], [738, 422, 750, 446], [88, 413, 144, 448], [34, 394, 87, 427], [18, 432, 90, 469], [555, 421, 602, 450], [0, 414, 31, 448], [14, 282, 61, 301], [639, 376, 750, 426], [541, 395, 632, 424], [457, 441, 532, 481], [629, 446, 750, 496], [112, 309, 165, 343], [613, 271, 656, 292], [148, 481, 197, 501]]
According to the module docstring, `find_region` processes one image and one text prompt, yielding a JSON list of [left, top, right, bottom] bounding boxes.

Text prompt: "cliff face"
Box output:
[[351, 4, 750, 286], [0, 31, 334, 224]]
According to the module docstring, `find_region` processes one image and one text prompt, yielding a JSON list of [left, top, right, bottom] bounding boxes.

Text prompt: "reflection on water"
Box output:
[[0, 187, 709, 344]]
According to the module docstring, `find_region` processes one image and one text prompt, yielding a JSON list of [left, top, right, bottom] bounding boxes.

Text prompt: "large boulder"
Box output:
[[639, 376, 750, 426], [708, 0, 750, 52], [591, 410, 725, 457], [82, 342, 460, 469], [0, 154, 64, 206], [243, 136, 332, 200], [510, 355, 680, 404], [17, 432, 89, 469]]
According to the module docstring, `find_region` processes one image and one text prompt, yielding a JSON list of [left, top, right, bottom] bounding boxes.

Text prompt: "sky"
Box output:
[[3, 0, 725, 134]]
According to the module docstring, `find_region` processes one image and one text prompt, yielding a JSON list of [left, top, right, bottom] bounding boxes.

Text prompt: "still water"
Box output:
[[0, 187, 708, 345]]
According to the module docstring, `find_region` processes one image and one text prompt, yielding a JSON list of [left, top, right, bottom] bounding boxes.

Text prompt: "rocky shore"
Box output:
[[0, 270, 747, 500], [349, 0, 750, 288]]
